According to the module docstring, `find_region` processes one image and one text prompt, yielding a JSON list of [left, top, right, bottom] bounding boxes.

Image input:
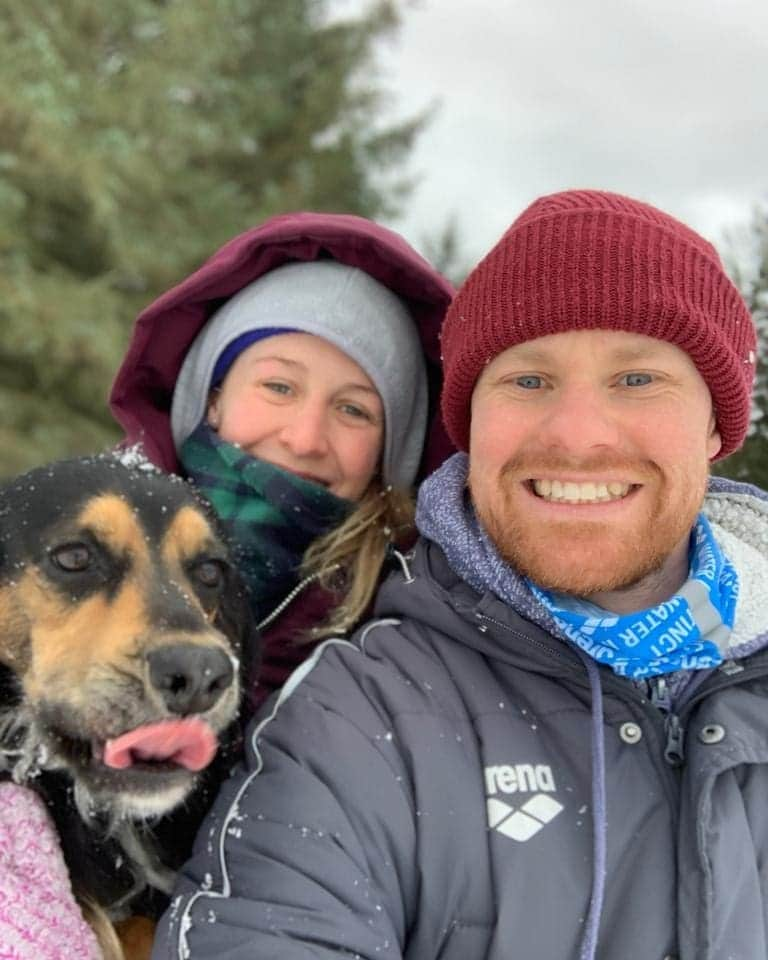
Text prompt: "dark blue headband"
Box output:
[[210, 326, 294, 387]]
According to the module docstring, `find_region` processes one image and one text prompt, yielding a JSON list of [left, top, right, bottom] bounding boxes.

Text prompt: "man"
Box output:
[[154, 191, 765, 960]]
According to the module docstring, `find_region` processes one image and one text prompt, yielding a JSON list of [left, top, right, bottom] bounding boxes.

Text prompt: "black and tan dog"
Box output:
[[0, 455, 257, 959]]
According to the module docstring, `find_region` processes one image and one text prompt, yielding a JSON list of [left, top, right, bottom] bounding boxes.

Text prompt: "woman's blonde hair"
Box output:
[[79, 897, 125, 960], [298, 480, 415, 641]]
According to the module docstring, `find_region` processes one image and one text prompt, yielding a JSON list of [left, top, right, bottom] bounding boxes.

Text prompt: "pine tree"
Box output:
[[715, 207, 768, 487], [0, 0, 422, 476]]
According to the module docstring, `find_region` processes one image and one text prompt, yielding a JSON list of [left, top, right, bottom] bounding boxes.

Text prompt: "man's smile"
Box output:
[[529, 479, 634, 504]]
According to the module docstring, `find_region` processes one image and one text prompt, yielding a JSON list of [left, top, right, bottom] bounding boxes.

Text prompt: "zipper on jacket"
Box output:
[[648, 676, 685, 766], [648, 659, 768, 767], [256, 571, 323, 631], [662, 713, 685, 766], [474, 610, 579, 665]]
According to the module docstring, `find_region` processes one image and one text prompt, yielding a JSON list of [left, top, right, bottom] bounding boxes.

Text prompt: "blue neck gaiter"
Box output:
[[528, 514, 739, 679]]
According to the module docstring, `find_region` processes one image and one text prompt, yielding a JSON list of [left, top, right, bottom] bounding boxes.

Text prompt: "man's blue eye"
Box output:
[[623, 373, 652, 387], [516, 375, 542, 389]]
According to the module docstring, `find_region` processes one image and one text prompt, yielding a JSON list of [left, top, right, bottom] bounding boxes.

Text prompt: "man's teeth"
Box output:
[[531, 479, 631, 503]]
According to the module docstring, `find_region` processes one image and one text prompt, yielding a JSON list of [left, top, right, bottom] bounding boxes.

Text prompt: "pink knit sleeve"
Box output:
[[0, 781, 102, 960]]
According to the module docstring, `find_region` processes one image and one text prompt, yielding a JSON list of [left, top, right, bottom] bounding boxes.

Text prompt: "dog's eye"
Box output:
[[50, 543, 92, 572], [191, 559, 226, 589]]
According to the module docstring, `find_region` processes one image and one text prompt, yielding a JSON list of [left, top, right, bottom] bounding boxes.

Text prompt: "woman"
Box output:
[[0, 215, 451, 960], [110, 211, 454, 711]]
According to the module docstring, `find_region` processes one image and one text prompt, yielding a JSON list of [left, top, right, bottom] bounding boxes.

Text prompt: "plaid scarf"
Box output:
[[180, 423, 350, 621]]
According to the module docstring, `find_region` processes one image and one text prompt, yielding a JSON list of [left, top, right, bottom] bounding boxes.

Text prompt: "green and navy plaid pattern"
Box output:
[[180, 423, 350, 621]]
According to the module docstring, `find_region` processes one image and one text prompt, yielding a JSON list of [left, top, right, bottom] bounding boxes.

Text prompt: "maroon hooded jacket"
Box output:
[[109, 212, 455, 711]]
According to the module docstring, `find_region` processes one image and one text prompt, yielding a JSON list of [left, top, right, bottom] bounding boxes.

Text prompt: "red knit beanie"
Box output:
[[441, 189, 757, 460]]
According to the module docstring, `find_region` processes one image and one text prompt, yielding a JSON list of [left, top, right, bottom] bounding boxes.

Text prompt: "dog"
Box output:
[[0, 455, 257, 959]]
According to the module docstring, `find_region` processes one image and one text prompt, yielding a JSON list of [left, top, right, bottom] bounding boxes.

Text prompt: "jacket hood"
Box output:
[[109, 212, 456, 477]]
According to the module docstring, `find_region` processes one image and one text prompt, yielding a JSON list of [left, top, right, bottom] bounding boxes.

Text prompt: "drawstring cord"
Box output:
[[389, 547, 415, 584], [575, 652, 607, 960]]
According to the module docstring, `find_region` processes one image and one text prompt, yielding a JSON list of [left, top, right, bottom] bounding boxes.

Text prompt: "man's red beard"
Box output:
[[469, 451, 707, 598]]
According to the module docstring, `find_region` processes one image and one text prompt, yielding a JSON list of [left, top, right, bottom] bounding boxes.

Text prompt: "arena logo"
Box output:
[[484, 763, 564, 842]]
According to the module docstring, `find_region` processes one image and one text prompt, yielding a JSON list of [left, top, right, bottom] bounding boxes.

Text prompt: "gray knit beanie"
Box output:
[[171, 260, 428, 489]]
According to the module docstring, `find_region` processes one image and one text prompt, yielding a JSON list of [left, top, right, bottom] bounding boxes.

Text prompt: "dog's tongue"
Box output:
[[103, 718, 217, 772]]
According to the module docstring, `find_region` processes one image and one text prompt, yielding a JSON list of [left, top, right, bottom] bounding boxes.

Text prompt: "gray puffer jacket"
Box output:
[[153, 476, 768, 960]]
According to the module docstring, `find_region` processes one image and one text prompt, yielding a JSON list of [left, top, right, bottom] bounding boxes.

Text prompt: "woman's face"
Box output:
[[207, 333, 384, 501]]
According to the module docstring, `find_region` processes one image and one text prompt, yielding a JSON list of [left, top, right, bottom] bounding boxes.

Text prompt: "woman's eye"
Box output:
[[339, 402, 374, 422], [337, 401, 380, 423], [515, 375, 543, 390], [621, 372, 653, 387], [263, 381, 292, 396]]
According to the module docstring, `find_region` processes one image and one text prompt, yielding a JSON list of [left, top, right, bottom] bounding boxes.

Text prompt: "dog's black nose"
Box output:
[[148, 643, 234, 715]]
